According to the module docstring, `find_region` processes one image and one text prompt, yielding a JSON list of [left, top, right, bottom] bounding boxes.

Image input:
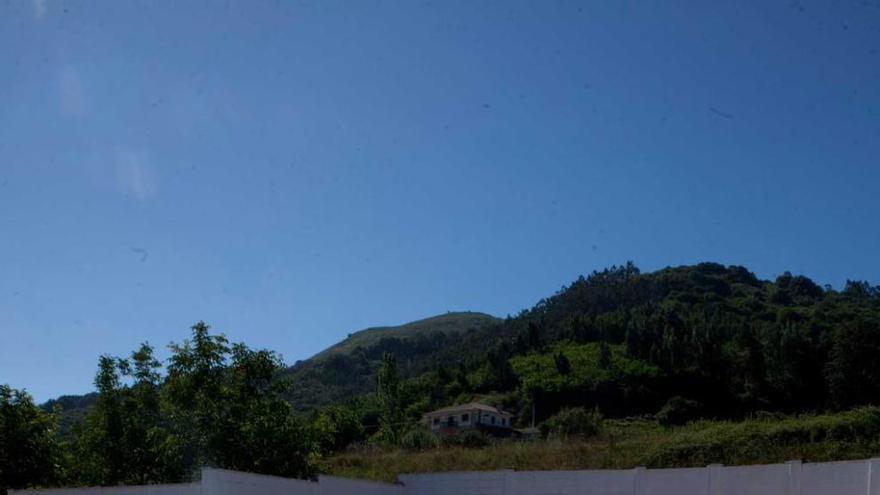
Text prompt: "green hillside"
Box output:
[[284, 311, 499, 411], [311, 312, 499, 361], [285, 262, 880, 428]]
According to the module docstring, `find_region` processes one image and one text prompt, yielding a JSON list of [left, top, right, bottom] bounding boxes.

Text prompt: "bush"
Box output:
[[443, 429, 491, 448], [312, 404, 366, 453], [657, 397, 702, 427], [644, 407, 880, 468], [540, 407, 603, 439], [399, 427, 440, 450]]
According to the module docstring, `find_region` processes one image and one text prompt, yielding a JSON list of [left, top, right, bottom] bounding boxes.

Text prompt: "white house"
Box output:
[[424, 402, 513, 435]]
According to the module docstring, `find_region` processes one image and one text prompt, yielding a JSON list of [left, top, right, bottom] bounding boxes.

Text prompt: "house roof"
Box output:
[[425, 402, 512, 416]]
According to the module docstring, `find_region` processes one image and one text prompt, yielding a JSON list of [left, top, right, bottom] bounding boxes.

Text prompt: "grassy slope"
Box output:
[[310, 312, 499, 361], [323, 408, 880, 482]]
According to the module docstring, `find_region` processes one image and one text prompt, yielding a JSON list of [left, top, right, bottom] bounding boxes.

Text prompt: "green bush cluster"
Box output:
[[539, 407, 603, 439], [657, 397, 703, 427], [399, 427, 440, 450], [645, 407, 880, 467], [442, 430, 492, 448]]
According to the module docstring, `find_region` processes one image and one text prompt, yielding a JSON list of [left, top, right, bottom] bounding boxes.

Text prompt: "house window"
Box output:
[[501, 418, 506, 426], [447, 416, 455, 427], [433, 417, 440, 425], [491, 415, 496, 425], [461, 413, 469, 423]]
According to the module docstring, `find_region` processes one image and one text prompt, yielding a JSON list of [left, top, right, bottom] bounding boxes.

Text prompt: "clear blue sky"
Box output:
[[1, 1, 879, 402]]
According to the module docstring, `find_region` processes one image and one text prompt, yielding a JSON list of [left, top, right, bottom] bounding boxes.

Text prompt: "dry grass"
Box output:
[[322, 419, 663, 482], [322, 410, 880, 482]]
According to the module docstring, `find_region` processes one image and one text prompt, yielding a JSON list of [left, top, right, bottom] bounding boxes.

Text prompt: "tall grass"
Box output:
[[323, 407, 880, 482]]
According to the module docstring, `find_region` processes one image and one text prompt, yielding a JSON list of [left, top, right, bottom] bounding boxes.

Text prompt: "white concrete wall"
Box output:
[[200, 468, 318, 495], [398, 471, 507, 495], [513, 469, 637, 495], [399, 459, 880, 495], [13, 459, 880, 495], [318, 475, 403, 495], [640, 466, 709, 495], [10, 468, 400, 495], [10, 483, 199, 495]]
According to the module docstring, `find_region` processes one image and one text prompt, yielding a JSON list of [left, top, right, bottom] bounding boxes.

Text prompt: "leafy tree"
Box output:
[[376, 353, 404, 445], [527, 322, 545, 352], [162, 321, 231, 475], [0, 385, 62, 494], [121, 343, 180, 483], [72, 355, 128, 485], [598, 342, 612, 369], [827, 317, 880, 409], [554, 352, 572, 375], [70, 346, 180, 486], [162, 323, 315, 478]]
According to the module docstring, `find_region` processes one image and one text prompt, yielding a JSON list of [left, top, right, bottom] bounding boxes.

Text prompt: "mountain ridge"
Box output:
[[309, 311, 500, 361]]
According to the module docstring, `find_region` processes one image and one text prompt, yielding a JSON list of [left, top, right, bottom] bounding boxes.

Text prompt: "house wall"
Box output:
[[427, 409, 478, 430], [427, 410, 511, 431]]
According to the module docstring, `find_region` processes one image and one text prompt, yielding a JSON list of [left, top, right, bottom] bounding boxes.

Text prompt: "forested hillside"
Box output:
[[398, 262, 880, 425], [6, 262, 880, 494], [281, 262, 880, 427]]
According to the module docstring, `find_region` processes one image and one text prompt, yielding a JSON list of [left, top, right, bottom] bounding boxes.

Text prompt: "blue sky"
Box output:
[[1, 1, 879, 402]]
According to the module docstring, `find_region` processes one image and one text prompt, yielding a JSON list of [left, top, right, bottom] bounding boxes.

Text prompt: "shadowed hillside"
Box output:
[[283, 312, 499, 411]]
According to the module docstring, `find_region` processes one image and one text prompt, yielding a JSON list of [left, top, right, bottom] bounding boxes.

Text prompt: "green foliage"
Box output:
[[399, 426, 440, 450], [511, 342, 662, 421], [0, 385, 62, 494], [162, 324, 315, 478], [313, 404, 367, 454], [553, 353, 571, 375], [644, 407, 880, 467], [656, 397, 703, 427], [67, 322, 316, 487], [376, 353, 405, 446], [162, 263, 880, 439], [325, 408, 880, 482], [40, 393, 97, 437], [442, 429, 491, 449], [539, 407, 603, 439], [70, 345, 183, 486]]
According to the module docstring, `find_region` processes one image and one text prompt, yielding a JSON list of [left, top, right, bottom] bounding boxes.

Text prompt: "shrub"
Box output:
[[443, 429, 491, 448], [644, 407, 880, 467], [657, 397, 702, 427], [312, 404, 366, 453], [540, 407, 603, 439], [399, 427, 440, 450]]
